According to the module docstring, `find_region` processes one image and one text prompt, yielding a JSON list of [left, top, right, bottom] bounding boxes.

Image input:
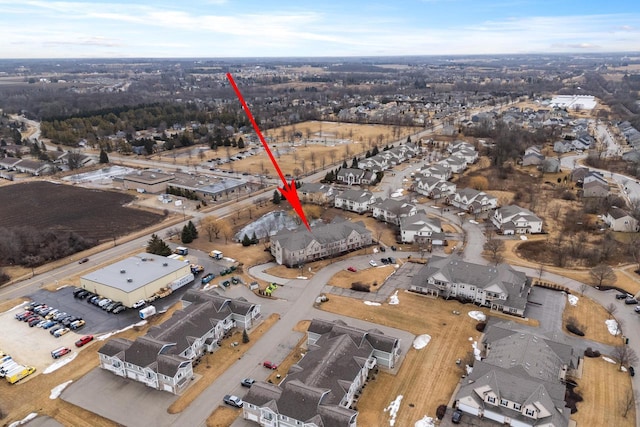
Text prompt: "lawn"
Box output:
[[563, 292, 625, 347], [329, 265, 397, 291], [572, 357, 635, 427], [319, 291, 485, 425]]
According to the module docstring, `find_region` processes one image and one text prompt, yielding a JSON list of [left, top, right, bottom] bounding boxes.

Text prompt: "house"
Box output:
[[420, 164, 452, 181], [242, 319, 401, 427], [553, 140, 574, 153], [414, 175, 456, 199], [358, 155, 388, 172], [270, 217, 371, 267], [336, 168, 376, 185], [569, 167, 590, 183], [448, 140, 475, 154], [449, 188, 498, 213], [334, 189, 376, 213], [438, 156, 467, 173], [492, 205, 543, 234], [12, 159, 52, 176], [0, 157, 21, 170], [453, 324, 575, 427], [522, 146, 544, 166], [582, 172, 609, 198], [541, 157, 561, 173], [298, 183, 334, 205], [409, 254, 531, 316], [98, 290, 260, 394], [451, 148, 478, 165], [604, 206, 639, 232], [399, 213, 445, 244], [371, 198, 418, 226]]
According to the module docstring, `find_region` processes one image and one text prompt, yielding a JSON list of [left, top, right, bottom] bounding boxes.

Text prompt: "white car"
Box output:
[[132, 300, 146, 309], [369, 260, 378, 267]]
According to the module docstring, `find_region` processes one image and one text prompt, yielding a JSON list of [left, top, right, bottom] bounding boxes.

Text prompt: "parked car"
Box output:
[[78, 257, 89, 264], [15, 311, 32, 320], [77, 291, 90, 300], [62, 316, 80, 327], [381, 258, 389, 264], [629, 366, 635, 377], [28, 318, 42, 327], [369, 260, 378, 267], [54, 327, 70, 338], [132, 300, 146, 309], [112, 305, 127, 314], [452, 409, 463, 424], [107, 302, 123, 313], [241, 378, 256, 388], [616, 293, 628, 300], [263, 361, 278, 370], [98, 298, 112, 308], [388, 257, 396, 264], [347, 266, 357, 272], [223, 394, 243, 408], [625, 298, 638, 305], [51, 347, 71, 359], [42, 320, 57, 329], [70, 319, 86, 330], [75, 335, 94, 347], [379, 246, 386, 252], [49, 324, 64, 335]]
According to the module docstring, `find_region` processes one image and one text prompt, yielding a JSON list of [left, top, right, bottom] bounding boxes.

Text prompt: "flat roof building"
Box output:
[[122, 170, 175, 194], [80, 253, 193, 307]]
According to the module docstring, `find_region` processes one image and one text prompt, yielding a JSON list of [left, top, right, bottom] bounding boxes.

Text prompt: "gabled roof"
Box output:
[[608, 206, 633, 220], [299, 182, 333, 194], [372, 198, 417, 216], [400, 212, 442, 233], [336, 189, 374, 204], [270, 218, 370, 252]]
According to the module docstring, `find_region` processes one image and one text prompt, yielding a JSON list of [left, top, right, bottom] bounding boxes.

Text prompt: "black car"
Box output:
[[241, 378, 256, 388], [630, 366, 635, 377], [625, 298, 638, 305], [616, 293, 628, 300], [452, 409, 463, 424]]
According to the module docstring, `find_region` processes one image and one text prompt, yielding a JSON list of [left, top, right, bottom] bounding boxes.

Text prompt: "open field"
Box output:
[[572, 357, 635, 427], [0, 181, 164, 243], [329, 265, 396, 291], [562, 292, 625, 347], [319, 292, 485, 425]]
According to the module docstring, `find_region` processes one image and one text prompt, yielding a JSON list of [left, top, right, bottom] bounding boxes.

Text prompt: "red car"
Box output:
[[75, 335, 94, 348], [263, 361, 278, 370], [347, 267, 357, 272]]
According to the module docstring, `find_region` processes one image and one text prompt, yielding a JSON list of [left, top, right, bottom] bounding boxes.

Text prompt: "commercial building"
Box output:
[[80, 253, 193, 307]]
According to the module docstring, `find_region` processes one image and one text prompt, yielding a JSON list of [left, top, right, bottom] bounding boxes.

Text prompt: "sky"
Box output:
[[0, 0, 639, 58]]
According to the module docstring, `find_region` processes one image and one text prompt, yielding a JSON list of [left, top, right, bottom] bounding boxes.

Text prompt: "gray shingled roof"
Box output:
[[123, 335, 173, 368], [98, 337, 132, 357], [337, 189, 374, 204], [270, 219, 370, 252]]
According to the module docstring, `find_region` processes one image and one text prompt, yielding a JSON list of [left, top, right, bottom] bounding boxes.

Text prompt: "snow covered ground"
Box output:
[[50, 380, 73, 399], [384, 395, 403, 426], [567, 294, 579, 306], [389, 290, 399, 305], [468, 311, 486, 322], [414, 415, 435, 427], [44, 352, 77, 374], [8, 413, 37, 427], [413, 334, 431, 350], [470, 337, 481, 360], [605, 319, 620, 335], [97, 320, 147, 341], [364, 301, 381, 306], [602, 356, 616, 364]]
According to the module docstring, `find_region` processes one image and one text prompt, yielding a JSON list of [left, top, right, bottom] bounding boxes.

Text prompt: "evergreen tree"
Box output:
[[407, 136, 412, 143], [251, 232, 258, 244], [237, 137, 245, 149], [99, 148, 109, 164], [187, 220, 198, 238], [371, 146, 379, 156], [242, 234, 252, 247], [351, 157, 358, 168], [242, 329, 250, 343], [272, 190, 281, 204], [365, 150, 371, 158], [342, 160, 348, 168], [181, 225, 194, 244], [146, 234, 172, 256]]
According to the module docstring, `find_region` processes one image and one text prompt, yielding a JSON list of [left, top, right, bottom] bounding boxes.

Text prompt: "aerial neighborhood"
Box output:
[[1, 54, 640, 427]]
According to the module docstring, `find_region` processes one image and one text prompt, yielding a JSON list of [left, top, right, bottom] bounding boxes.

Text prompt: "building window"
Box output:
[[487, 396, 496, 404], [500, 399, 508, 407], [513, 403, 522, 411], [525, 408, 535, 417]]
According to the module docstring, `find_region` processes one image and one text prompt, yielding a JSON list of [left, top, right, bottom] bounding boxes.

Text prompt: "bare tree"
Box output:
[[578, 282, 589, 295], [200, 216, 223, 241], [589, 264, 616, 288], [612, 345, 639, 371], [605, 303, 618, 319], [621, 389, 636, 418], [484, 237, 505, 265]]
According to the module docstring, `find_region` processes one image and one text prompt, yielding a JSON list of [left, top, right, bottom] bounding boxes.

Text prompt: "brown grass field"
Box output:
[[572, 357, 635, 427], [328, 265, 396, 291], [319, 292, 485, 425], [562, 293, 625, 347]]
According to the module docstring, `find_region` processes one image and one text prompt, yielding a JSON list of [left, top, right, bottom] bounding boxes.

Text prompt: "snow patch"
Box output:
[[384, 395, 403, 426], [605, 319, 620, 335], [296, 276, 308, 280], [389, 290, 399, 305], [471, 341, 481, 360], [8, 413, 38, 427], [466, 364, 473, 375], [468, 311, 486, 322], [97, 320, 148, 341], [602, 356, 616, 364], [4, 302, 27, 313], [50, 380, 73, 399], [56, 284, 70, 290], [622, 366, 628, 372], [364, 301, 381, 306], [567, 294, 579, 306], [413, 334, 431, 350], [414, 415, 435, 427], [44, 352, 77, 374]]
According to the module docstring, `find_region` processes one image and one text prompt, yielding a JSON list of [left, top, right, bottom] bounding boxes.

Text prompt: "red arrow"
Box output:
[[226, 73, 311, 231]]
